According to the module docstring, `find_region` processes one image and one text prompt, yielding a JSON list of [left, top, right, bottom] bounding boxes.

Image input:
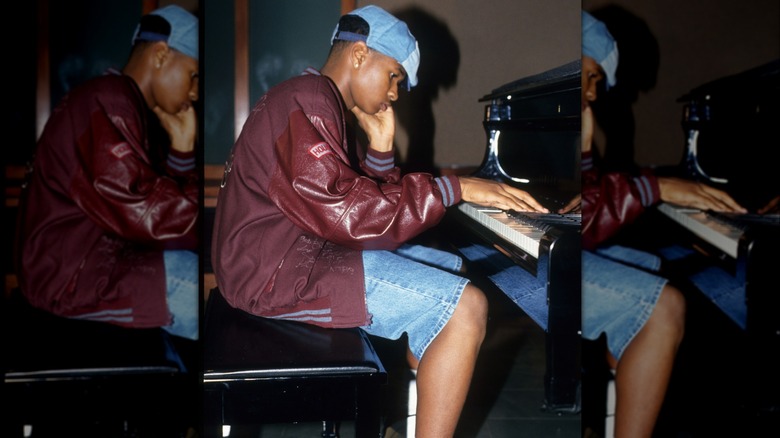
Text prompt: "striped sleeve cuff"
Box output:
[[364, 149, 395, 173], [631, 174, 659, 207], [582, 151, 594, 171], [167, 150, 196, 173], [434, 175, 461, 207]]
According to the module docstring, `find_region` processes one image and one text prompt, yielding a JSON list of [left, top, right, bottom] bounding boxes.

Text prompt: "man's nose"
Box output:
[[388, 81, 399, 102], [585, 85, 597, 102]]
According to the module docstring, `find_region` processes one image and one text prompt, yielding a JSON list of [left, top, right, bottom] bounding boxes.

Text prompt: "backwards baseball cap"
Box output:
[[331, 5, 420, 90], [582, 11, 618, 88], [132, 5, 199, 61]]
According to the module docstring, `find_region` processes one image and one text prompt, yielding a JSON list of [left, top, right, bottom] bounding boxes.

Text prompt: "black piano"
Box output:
[[653, 59, 779, 339], [444, 60, 582, 413], [638, 59, 780, 416]]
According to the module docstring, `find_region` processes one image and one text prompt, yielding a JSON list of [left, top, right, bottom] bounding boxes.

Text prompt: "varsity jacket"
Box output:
[[17, 72, 199, 328], [212, 73, 461, 328], [582, 150, 661, 251]]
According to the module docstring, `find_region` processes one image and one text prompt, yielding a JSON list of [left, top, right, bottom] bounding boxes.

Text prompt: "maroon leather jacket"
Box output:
[[17, 72, 199, 328], [582, 150, 661, 251], [212, 73, 461, 328]]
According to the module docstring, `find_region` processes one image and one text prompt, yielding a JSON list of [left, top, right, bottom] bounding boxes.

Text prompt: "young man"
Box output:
[[211, 5, 546, 436], [579, 11, 746, 437], [17, 5, 200, 342]]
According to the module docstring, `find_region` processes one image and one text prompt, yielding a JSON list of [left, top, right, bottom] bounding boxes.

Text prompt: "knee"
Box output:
[[655, 284, 686, 339], [453, 284, 488, 340]]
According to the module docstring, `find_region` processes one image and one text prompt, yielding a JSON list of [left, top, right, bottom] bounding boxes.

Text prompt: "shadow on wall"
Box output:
[[589, 4, 659, 173], [390, 6, 460, 175]]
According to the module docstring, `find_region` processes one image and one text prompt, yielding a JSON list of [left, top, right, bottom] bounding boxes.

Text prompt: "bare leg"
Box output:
[[411, 283, 487, 437], [613, 284, 686, 438]]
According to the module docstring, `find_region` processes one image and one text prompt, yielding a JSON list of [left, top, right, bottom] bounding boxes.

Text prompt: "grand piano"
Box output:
[[634, 59, 780, 415], [652, 59, 779, 338], [444, 60, 582, 413]]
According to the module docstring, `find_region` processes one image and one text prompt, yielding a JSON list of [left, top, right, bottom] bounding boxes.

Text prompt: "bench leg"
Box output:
[[605, 371, 616, 438], [354, 382, 384, 437], [322, 421, 337, 437], [406, 369, 418, 438]]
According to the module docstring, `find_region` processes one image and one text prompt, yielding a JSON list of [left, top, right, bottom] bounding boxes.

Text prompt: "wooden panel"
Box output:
[[234, 0, 249, 141]]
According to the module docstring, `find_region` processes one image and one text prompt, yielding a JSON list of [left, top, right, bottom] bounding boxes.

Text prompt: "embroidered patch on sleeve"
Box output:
[[308, 142, 332, 159], [111, 143, 133, 159]]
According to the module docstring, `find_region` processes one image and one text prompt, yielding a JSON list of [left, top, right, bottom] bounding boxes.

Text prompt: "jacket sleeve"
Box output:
[[69, 96, 199, 247], [581, 151, 660, 250], [268, 109, 461, 251]]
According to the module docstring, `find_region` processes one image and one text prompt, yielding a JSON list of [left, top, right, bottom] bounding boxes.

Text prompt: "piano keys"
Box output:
[[656, 203, 745, 260], [657, 202, 780, 260], [444, 60, 582, 413], [457, 202, 580, 267]]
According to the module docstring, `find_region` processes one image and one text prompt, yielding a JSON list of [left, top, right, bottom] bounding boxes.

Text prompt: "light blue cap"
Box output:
[[582, 11, 618, 88], [332, 5, 420, 90], [132, 5, 199, 61]]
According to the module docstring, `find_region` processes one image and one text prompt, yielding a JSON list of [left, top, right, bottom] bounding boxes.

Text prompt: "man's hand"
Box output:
[[582, 105, 594, 153], [658, 177, 746, 213], [351, 105, 395, 152], [559, 194, 581, 214], [153, 105, 197, 153], [758, 195, 780, 214], [459, 177, 548, 212]]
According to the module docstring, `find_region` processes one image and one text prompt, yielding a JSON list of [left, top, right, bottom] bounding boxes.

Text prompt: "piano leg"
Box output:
[[743, 228, 780, 413], [543, 232, 582, 413]]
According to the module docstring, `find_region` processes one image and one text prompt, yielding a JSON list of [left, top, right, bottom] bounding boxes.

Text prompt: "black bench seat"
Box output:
[[1, 290, 194, 437], [202, 288, 387, 437]]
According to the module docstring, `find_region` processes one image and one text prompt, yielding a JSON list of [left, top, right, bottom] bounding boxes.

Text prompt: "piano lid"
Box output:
[[479, 59, 582, 103], [677, 58, 780, 104]]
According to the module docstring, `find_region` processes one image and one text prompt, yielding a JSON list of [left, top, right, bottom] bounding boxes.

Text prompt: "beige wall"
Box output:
[[584, 0, 780, 167], [364, 0, 581, 168]]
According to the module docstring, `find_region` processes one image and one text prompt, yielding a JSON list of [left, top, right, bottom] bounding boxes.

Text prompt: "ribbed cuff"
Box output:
[[434, 175, 461, 207], [582, 150, 594, 171], [364, 149, 395, 173], [167, 149, 196, 173], [632, 174, 659, 207]]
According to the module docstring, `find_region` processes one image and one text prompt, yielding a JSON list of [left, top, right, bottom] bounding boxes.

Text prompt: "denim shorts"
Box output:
[[360, 244, 469, 361], [582, 245, 667, 360], [658, 244, 746, 329], [163, 249, 199, 341]]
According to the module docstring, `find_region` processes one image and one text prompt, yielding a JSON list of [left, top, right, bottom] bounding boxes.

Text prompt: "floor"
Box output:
[[236, 281, 581, 438]]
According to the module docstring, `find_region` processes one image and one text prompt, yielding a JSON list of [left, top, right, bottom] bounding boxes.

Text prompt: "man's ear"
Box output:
[[152, 41, 170, 69], [350, 41, 369, 69]]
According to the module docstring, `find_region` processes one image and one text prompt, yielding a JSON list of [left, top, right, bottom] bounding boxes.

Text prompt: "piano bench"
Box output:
[[202, 288, 388, 438], [1, 290, 194, 437]]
